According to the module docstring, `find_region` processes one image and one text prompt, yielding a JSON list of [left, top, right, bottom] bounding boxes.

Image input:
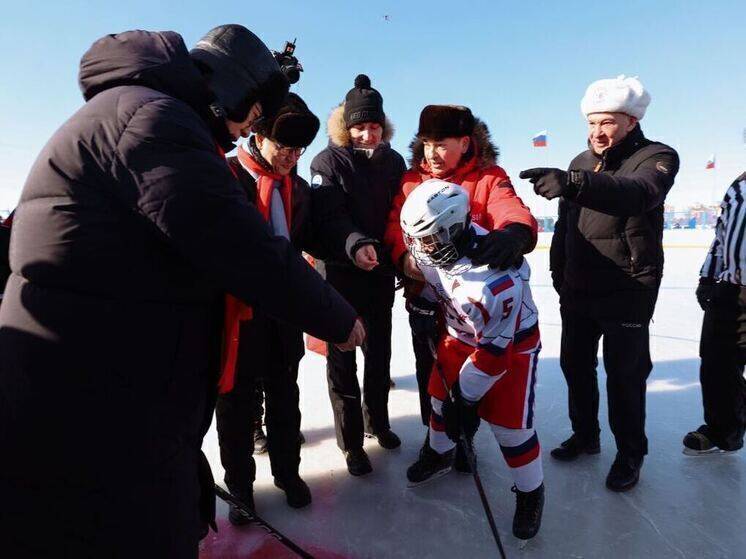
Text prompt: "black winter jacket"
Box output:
[[551, 125, 679, 316], [309, 106, 406, 311], [0, 30, 355, 558]]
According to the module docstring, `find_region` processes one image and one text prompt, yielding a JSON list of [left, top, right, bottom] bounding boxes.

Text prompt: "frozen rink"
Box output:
[[200, 230, 746, 559]]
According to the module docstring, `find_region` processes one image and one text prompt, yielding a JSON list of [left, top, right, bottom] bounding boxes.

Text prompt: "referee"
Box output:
[[684, 172, 746, 455]]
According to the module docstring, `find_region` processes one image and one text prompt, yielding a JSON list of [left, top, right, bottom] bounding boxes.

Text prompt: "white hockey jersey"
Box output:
[[419, 225, 540, 402]]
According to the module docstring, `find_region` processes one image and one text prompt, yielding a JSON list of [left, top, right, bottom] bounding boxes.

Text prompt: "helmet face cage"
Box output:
[[404, 221, 465, 268]]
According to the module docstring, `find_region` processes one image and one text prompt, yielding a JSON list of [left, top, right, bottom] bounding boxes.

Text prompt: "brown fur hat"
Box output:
[[326, 103, 395, 148], [417, 105, 475, 140], [252, 92, 319, 148], [409, 116, 499, 170]]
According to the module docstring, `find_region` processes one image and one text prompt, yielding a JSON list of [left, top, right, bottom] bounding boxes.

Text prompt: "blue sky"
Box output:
[[1, 0, 745, 216]]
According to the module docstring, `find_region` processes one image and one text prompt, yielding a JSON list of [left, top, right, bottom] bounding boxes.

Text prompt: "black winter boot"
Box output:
[[344, 448, 373, 476], [605, 454, 643, 492], [512, 483, 545, 540], [227, 492, 255, 526], [365, 429, 401, 450], [274, 475, 312, 508], [550, 433, 600, 461]]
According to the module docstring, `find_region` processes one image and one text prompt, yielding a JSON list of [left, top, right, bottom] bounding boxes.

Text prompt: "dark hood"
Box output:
[[79, 30, 210, 114]]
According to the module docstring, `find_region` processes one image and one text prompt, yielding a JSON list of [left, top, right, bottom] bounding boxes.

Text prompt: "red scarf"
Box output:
[[217, 146, 295, 394]]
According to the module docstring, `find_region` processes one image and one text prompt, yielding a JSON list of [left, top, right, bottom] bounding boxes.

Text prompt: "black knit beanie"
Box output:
[[343, 74, 385, 128], [252, 93, 320, 148]]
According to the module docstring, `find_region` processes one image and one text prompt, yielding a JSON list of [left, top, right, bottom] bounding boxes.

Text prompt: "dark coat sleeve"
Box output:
[[573, 147, 679, 217], [309, 150, 368, 262], [291, 175, 331, 260], [114, 98, 356, 343]]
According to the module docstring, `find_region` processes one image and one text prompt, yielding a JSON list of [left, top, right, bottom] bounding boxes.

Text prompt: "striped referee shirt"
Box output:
[[701, 173, 746, 286]]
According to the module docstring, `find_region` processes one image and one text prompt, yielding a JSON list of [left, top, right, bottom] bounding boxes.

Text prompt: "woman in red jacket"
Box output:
[[384, 105, 538, 469]]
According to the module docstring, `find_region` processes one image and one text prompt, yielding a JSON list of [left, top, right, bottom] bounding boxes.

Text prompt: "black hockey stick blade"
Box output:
[[214, 484, 316, 559], [427, 340, 508, 559]]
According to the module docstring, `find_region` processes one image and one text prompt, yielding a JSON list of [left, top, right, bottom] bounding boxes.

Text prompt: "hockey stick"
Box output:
[[214, 484, 316, 559], [428, 340, 508, 559]]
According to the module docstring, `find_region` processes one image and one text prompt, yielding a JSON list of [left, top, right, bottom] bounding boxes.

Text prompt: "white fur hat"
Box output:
[[580, 75, 651, 120]]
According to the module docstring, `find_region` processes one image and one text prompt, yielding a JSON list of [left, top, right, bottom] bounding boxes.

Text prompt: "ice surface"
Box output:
[[200, 230, 746, 559]]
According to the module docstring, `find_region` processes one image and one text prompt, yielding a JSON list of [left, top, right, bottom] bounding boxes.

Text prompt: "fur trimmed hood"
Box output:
[[326, 103, 395, 148], [408, 117, 499, 171]]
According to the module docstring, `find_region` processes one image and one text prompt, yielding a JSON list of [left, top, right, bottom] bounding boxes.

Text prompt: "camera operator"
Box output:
[[0, 25, 361, 558]]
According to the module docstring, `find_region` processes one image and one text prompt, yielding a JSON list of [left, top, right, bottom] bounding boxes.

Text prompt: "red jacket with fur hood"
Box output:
[[384, 118, 537, 266]]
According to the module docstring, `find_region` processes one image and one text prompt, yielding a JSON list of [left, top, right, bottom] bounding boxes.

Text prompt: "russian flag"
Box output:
[[705, 154, 716, 170], [488, 275, 514, 296], [532, 130, 547, 148]]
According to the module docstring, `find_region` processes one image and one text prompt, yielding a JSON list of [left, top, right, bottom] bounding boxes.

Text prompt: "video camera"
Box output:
[[273, 39, 303, 85]]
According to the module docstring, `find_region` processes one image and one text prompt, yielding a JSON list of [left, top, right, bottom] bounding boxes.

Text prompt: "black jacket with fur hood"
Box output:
[[309, 105, 406, 310]]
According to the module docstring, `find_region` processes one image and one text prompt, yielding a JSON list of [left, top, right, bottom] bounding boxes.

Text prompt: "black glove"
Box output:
[[696, 278, 715, 311], [441, 382, 481, 443], [406, 296, 439, 339], [466, 223, 533, 269], [520, 168, 579, 200]]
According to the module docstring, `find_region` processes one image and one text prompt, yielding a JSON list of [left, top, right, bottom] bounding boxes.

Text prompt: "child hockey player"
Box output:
[[400, 179, 545, 540]]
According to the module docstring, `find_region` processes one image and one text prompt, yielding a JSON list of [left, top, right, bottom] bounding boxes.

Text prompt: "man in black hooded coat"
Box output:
[[0, 26, 359, 559]]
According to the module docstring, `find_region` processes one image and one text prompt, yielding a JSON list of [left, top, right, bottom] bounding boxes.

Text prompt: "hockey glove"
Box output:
[[442, 382, 481, 443], [696, 278, 715, 311], [467, 223, 533, 270]]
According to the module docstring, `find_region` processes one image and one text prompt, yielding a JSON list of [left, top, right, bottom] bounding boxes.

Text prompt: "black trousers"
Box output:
[[699, 283, 746, 450], [409, 312, 437, 426], [327, 304, 393, 451], [560, 304, 653, 459], [215, 318, 302, 497]]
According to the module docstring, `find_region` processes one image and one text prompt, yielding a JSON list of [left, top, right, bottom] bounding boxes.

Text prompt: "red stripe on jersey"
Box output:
[[467, 297, 491, 326], [503, 441, 541, 468], [471, 345, 510, 376]]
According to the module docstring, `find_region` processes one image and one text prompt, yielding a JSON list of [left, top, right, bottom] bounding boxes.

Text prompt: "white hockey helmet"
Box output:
[[400, 179, 470, 267]]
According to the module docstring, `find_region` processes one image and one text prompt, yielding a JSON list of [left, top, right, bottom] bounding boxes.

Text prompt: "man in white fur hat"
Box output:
[[520, 76, 679, 491]]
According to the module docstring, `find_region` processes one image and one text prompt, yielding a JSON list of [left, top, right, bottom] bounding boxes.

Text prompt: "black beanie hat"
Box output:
[[252, 93, 320, 148], [417, 105, 475, 140], [343, 74, 385, 128], [190, 24, 289, 122]]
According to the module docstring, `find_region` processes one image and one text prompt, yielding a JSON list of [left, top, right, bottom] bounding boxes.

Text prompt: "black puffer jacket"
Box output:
[[551, 125, 679, 316], [0, 30, 355, 558], [309, 105, 406, 311]]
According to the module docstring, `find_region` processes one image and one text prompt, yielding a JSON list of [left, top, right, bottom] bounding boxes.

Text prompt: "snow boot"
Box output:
[[407, 445, 454, 487], [605, 454, 643, 492], [274, 475, 312, 508], [345, 448, 373, 476], [365, 429, 401, 450], [227, 492, 256, 526], [550, 433, 600, 461], [512, 483, 544, 540]]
